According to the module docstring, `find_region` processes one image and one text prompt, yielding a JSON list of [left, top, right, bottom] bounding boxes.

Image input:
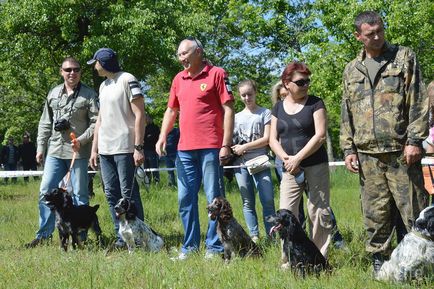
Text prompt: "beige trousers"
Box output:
[[279, 162, 333, 257]]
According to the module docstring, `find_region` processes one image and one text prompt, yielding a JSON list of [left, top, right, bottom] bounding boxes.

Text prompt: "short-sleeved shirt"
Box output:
[[233, 106, 271, 163], [98, 71, 143, 155], [271, 95, 328, 167], [168, 64, 234, 150]]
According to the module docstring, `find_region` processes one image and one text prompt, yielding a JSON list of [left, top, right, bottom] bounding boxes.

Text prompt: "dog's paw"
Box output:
[[281, 262, 290, 270]]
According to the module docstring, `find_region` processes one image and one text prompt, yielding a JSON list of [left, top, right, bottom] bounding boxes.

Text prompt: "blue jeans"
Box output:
[[36, 156, 89, 239], [176, 149, 225, 254], [234, 167, 275, 236], [99, 153, 144, 239]]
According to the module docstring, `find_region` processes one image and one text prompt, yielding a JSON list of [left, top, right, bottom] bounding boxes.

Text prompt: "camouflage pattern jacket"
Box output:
[[340, 42, 428, 157]]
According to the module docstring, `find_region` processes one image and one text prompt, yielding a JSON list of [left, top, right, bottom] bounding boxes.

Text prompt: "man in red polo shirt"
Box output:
[[156, 37, 234, 260]]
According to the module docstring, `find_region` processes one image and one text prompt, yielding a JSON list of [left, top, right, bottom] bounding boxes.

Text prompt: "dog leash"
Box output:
[[62, 132, 78, 190]]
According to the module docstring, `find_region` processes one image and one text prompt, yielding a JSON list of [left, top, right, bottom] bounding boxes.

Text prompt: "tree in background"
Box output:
[[0, 0, 432, 158]]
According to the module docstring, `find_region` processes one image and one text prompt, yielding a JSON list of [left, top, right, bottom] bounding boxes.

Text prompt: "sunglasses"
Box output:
[[62, 67, 81, 73], [290, 78, 310, 87]]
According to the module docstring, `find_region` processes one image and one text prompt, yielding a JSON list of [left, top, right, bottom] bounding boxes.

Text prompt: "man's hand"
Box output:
[[36, 152, 43, 165], [344, 154, 359, 173], [133, 150, 144, 167], [219, 146, 232, 165], [156, 138, 167, 157], [71, 139, 81, 153], [404, 145, 422, 166], [89, 151, 98, 170]]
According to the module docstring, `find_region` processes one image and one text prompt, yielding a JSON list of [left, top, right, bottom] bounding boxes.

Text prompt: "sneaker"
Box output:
[[251, 236, 260, 243], [170, 252, 189, 261], [372, 253, 385, 278], [204, 251, 221, 260]]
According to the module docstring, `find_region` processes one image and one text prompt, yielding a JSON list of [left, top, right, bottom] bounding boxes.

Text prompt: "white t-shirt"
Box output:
[[233, 106, 271, 164], [98, 71, 143, 155]]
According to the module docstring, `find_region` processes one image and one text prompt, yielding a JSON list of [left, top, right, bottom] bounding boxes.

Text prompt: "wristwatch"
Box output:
[[134, 144, 144, 151]]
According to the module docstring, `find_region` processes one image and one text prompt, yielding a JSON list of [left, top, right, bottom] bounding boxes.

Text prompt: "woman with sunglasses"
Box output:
[[269, 61, 333, 257]]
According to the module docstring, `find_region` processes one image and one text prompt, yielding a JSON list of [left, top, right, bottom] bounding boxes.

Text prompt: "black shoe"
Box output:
[[25, 236, 52, 248], [25, 238, 42, 248], [372, 253, 385, 277]]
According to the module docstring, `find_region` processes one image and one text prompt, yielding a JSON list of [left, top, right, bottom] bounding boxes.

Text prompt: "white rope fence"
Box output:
[[2, 159, 434, 178]]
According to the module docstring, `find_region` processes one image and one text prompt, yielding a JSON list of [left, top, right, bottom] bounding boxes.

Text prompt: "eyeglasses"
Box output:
[[62, 67, 81, 73], [186, 36, 203, 50], [290, 78, 310, 87]]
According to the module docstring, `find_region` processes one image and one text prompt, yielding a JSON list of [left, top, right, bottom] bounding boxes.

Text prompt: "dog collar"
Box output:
[[412, 230, 434, 241]]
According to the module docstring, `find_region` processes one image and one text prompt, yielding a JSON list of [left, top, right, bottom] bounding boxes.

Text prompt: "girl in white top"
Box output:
[[232, 79, 275, 241]]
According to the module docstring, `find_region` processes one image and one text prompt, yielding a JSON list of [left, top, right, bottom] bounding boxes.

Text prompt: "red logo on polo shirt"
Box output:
[[200, 83, 207, 91]]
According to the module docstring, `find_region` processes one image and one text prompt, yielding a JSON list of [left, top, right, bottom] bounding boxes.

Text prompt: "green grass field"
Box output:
[[0, 167, 429, 289]]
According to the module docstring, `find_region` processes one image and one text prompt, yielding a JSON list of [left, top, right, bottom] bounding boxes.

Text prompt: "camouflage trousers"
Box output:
[[357, 151, 429, 256]]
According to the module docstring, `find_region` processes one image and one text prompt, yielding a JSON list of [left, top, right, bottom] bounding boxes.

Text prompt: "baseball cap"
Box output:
[[87, 48, 121, 72]]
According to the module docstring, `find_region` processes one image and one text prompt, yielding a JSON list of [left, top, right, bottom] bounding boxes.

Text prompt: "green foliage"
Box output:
[[0, 0, 432, 156]]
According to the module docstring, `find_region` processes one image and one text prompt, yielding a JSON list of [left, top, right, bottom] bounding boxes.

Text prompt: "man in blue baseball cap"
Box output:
[[87, 48, 121, 73], [88, 47, 145, 249]]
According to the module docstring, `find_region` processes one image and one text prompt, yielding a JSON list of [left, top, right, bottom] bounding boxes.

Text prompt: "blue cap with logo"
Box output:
[[87, 48, 121, 73]]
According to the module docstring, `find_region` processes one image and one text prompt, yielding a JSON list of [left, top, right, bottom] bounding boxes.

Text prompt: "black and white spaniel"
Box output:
[[114, 197, 164, 253], [376, 205, 434, 282]]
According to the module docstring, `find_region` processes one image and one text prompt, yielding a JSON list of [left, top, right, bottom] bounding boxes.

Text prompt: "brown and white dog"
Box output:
[[376, 205, 434, 282], [207, 197, 262, 261]]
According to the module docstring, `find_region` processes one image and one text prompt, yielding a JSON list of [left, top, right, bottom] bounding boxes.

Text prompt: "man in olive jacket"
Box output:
[[340, 11, 429, 275], [26, 57, 99, 248]]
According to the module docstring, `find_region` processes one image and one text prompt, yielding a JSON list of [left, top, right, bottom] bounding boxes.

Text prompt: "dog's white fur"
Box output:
[[115, 198, 164, 254], [376, 206, 434, 282], [118, 217, 164, 253]]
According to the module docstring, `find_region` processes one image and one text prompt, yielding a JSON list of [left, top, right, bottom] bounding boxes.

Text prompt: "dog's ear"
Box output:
[[415, 218, 427, 230], [63, 191, 73, 208], [220, 198, 233, 221], [126, 199, 138, 220]]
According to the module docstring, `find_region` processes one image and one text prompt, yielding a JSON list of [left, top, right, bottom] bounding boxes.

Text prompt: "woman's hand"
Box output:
[[283, 155, 302, 174], [231, 144, 247, 156]]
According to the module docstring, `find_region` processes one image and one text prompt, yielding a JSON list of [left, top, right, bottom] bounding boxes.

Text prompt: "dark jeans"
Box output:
[[4, 163, 17, 183], [99, 153, 144, 240]]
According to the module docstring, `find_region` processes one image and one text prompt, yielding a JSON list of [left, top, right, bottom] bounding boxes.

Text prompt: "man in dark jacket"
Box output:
[[1, 137, 19, 183], [18, 133, 38, 182]]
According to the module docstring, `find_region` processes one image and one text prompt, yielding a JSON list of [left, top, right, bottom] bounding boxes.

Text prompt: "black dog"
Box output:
[[207, 197, 262, 261], [44, 188, 102, 251], [267, 209, 327, 276]]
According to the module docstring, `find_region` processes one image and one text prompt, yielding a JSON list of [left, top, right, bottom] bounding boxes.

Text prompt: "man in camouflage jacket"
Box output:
[[339, 11, 428, 275]]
